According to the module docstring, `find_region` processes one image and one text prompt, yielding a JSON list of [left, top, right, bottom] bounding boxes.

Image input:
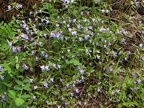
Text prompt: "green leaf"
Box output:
[[46, 101, 57, 105], [42, 3, 54, 14], [14, 85, 22, 90], [28, 60, 32, 67], [21, 94, 31, 99], [35, 92, 41, 95], [23, 78, 29, 83], [15, 98, 25, 106], [67, 59, 82, 66], [16, 64, 19, 69], [24, 84, 31, 91], [122, 83, 126, 89], [3, 63, 13, 77], [0, 21, 4, 26], [53, 90, 60, 95], [3, 82, 12, 87], [8, 90, 16, 99], [0, 102, 6, 108], [123, 101, 138, 107], [16, 75, 24, 79], [15, 79, 23, 85], [15, 56, 18, 63], [6, 25, 12, 34], [79, 6, 88, 11], [1, 43, 8, 51]]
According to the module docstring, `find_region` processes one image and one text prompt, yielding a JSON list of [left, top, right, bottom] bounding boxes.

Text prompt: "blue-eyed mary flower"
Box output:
[[22, 64, 29, 70], [7, 40, 12, 48], [0, 66, 3, 72], [21, 33, 29, 40], [43, 83, 48, 89]]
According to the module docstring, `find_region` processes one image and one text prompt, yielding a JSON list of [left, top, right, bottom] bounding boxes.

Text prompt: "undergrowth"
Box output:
[[0, 0, 144, 108]]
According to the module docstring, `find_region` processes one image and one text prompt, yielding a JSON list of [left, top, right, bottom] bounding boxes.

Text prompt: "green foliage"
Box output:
[[0, 0, 144, 107]]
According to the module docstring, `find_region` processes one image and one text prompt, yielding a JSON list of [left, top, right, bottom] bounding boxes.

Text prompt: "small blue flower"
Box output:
[[50, 78, 54, 82], [84, 35, 89, 40], [44, 54, 48, 59], [72, 84, 75, 88], [39, 10, 42, 13], [12, 47, 17, 53], [81, 76, 85, 81], [25, 27, 29, 32], [40, 51, 45, 57], [57, 65, 61, 69], [0, 76, 4, 80], [33, 86, 38, 90], [53, 64, 57, 69], [33, 42, 37, 46], [35, 56, 39, 61], [45, 66, 50, 71], [40, 65, 45, 71], [29, 79, 33, 84], [39, 42, 43, 46], [21, 24, 27, 29], [137, 79, 141, 84], [46, 20, 49, 24], [75, 88, 80, 94], [43, 83, 48, 89], [66, 84, 70, 89], [16, 3, 22, 9], [79, 68, 84, 75], [50, 32, 55, 38], [56, 31, 62, 39], [139, 43, 143, 48], [85, 49, 89, 55], [71, 31, 77, 36], [1, 95, 6, 102], [7, 5, 12, 11], [21, 33, 29, 40], [99, 27, 106, 32], [17, 46, 21, 52], [7, 40, 12, 48], [31, 51, 35, 55], [70, 92, 74, 97], [97, 88, 101, 92], [0, 66, 3, 72], [22, 64, 29, 70], [97, 55, 100, 60], [142, 57, 144, 61], [79, 37, 83, 42], [32, 96, 37, 101]]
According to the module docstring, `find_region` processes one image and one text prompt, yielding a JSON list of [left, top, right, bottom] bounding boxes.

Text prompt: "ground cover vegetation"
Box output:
[[0, 0, 144, 107]]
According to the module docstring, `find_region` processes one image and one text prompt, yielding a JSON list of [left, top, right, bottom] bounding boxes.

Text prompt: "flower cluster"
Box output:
[[40, 65, 50, 71], [7, 3, 22, 11], [61, 0, 75, 4], [50, 31, 63, 39], [0, 66, 3, 72]]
